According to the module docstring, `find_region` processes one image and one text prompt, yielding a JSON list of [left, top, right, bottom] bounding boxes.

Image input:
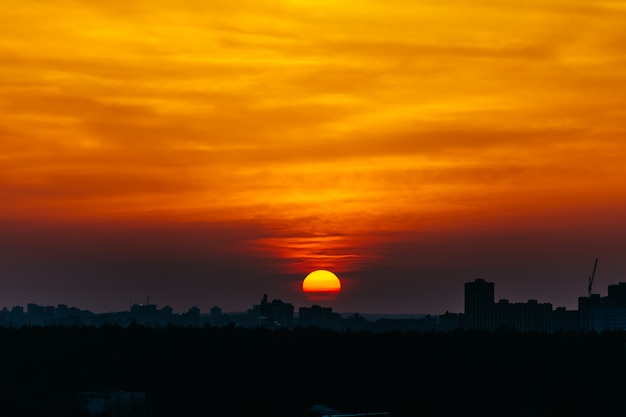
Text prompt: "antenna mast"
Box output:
[[587, 258, 598, 298]]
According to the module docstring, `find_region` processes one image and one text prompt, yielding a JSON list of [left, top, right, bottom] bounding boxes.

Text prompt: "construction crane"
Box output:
[[588, 258, 598, 298]]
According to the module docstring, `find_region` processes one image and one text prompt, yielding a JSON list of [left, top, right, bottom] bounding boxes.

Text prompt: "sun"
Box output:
[[302, 270, 342, 301]]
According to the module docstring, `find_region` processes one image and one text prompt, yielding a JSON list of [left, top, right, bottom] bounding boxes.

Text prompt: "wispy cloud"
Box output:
[[1, 0, 625, 308]]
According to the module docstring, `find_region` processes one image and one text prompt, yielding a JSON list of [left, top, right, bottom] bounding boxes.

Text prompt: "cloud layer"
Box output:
[[1, 0, 625, 313]]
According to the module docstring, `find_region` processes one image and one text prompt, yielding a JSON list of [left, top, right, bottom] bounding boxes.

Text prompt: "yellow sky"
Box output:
[[2, 0, 626, 274]]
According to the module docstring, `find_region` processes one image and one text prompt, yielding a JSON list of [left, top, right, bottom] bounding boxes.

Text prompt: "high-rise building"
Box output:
[[253, 294, 294, 328], [579, 283, 626, 332], [298, 305, 333, 329], [495, 299, 514, 330], [512, 300, 553, 333], [578, 294, 602, 332], [607, 283, 626, 307], [267, 299, 294, 328], [464, 279, 495, 330], [553, 307, 578, 333]]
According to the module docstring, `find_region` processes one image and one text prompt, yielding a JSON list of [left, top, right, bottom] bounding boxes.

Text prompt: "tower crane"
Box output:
[[587, 258, 598, 298]]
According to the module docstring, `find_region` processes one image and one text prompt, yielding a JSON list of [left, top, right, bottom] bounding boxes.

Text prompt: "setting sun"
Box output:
[[302, 270, 342, 301]]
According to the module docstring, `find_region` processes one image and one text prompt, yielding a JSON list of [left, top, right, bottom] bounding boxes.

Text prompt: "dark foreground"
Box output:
[[2, 325, 626, 417]]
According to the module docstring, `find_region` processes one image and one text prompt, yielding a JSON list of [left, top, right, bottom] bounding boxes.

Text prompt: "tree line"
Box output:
[[1, 324, 626, 416]]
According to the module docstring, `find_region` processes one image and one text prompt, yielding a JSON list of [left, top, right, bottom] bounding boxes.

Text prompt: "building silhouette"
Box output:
[[439, 311, 463, 332], [512, 299, 553, 333], [464, 278, 495, 330], [607, 282, 626, 307], [494, 299, 514, 329], [578, 293, 603, 332], [299, 305, 334, 329], [552, 307, 578, 332], [466, 279, 557, 333], [577, 282, 626, 332], [7, 276, 626, 333], [249, 294, 295, 328], [79, 391, 146, 417]]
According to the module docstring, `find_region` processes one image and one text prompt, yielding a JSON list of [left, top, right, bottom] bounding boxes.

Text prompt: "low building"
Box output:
[[79, 391, 146, 417]]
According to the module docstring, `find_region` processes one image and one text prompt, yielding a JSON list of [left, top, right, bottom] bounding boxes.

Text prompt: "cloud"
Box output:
[[2, 0, 626, 313]]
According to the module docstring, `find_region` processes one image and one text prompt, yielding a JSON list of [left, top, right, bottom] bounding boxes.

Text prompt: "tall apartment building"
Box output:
[[298, 305, 334, 329], [464, 278, 495, 330]]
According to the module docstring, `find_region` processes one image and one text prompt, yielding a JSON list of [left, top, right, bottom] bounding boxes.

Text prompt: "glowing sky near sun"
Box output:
[[1, 0, 626, 313]]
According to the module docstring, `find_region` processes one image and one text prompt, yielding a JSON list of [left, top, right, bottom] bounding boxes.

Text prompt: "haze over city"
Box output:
[[2, 0, 626, 315]]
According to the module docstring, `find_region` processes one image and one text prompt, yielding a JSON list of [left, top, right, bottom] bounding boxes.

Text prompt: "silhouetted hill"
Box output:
[[1, 325, 625, 416]]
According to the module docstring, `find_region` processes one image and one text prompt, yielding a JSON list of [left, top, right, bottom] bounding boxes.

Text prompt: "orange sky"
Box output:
[[1, 0, 626, 313]]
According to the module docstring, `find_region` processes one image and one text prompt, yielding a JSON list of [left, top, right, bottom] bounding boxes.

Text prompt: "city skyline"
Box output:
[[2, 0, 626, 315], [5, 277, 626, 335], [0, 255, 622, 315], [2, 272, 620, 317]]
